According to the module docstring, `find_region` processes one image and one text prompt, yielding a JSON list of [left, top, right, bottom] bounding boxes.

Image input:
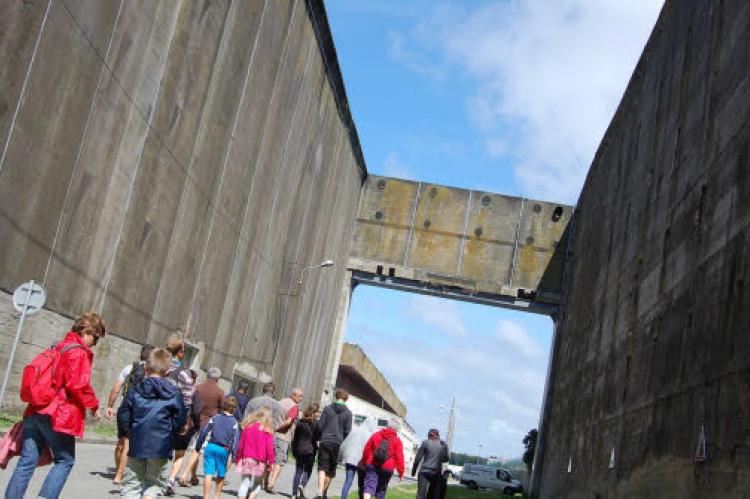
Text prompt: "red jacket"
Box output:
[[362, 428, 405, 478], [24, 332, 99, 437]]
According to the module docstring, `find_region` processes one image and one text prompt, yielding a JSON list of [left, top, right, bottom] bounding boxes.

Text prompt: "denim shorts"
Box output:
[[203, 442, 229, 478]]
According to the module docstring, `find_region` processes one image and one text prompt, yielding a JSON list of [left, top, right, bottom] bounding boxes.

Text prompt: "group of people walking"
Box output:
[[2, 313, 450, 499]]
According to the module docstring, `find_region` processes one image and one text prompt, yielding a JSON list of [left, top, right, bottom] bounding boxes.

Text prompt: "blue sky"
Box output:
[[326, 0, 663, 458]]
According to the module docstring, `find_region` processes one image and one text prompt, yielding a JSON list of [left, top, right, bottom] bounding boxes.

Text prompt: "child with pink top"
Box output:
[[235, 406, 275, 499]]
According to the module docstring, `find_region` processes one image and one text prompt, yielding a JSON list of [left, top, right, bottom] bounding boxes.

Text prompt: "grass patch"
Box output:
[[329, 483, 525, 499], [0, 412, 22, 429], [88, 422, 118, 439]]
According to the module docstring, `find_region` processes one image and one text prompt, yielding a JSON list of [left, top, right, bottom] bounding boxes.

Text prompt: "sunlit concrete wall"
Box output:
[[350, 175, 573, 302], [0, 0, 364, 410], [537, 1, 750, 497]]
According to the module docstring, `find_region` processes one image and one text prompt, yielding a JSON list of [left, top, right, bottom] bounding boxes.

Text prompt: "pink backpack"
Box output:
[[0, 422, 53, 469]]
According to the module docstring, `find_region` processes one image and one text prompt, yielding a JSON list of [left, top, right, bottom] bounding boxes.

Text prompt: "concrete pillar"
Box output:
[[320, 270, 353, 405]]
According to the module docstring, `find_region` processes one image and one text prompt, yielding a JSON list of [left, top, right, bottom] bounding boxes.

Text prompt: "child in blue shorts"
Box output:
[[195, 396, 240, 499]]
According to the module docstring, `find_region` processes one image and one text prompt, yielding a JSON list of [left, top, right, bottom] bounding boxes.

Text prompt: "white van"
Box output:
[[459, 464, 523, 495]]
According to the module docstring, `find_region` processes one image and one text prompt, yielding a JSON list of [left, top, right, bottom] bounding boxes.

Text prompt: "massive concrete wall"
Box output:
[[538, 1, 750, 497], [0, 0, 364, 409]]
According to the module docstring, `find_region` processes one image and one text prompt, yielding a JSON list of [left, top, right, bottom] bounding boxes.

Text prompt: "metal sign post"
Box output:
[[0, 280, 46, 409]]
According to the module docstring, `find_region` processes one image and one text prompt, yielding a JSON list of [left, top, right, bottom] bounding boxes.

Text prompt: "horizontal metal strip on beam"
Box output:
[[351, 270, 559, 316]]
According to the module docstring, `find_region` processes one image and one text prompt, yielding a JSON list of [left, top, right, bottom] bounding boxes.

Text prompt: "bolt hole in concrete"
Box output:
[[424, 219, 431, 228], [551, 206, 564, 222], [481, 195, 491, 206], [375, 211, 383, 220], [533, 203, 542, 213], [377, 179, 386, 189], [475, 227, 483, 238]]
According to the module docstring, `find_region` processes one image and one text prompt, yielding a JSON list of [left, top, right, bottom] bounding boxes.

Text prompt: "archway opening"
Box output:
[[340, 283, 554, 484]]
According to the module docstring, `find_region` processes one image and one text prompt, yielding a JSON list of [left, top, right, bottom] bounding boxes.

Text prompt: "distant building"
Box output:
[[336, 343, 418, 468]]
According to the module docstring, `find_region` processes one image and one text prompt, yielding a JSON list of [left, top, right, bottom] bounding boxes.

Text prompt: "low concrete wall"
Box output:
[[0, 290, 141, 414]]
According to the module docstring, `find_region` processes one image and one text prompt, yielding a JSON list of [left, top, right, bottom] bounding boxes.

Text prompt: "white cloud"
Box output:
[[395, 0, 663, 203], [408, 295, 469, 337], [388, 32, 445, 81], [381, 151, 417, 181], [494, 319, 545, 360]]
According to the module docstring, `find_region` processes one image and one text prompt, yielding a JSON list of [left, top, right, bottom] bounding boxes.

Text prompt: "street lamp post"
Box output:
[[298, 259, 334, 285], [477, 444, 483, 464]]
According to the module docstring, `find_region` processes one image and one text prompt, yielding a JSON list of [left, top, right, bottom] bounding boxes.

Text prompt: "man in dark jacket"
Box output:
[[117, 348, 186, 499], [230, 379, 251, 422], [412, 429, 450, 499], [315, 388, 352, 498]]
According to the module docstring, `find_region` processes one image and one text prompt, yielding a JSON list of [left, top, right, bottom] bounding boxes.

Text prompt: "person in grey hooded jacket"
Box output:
[[314, 389, 352, 498], [338, 416, 377, 499], [412, 429, 450, 499]]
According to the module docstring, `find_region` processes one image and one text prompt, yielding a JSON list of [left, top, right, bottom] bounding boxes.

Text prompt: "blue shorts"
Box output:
[[204, 443, 230, 478]]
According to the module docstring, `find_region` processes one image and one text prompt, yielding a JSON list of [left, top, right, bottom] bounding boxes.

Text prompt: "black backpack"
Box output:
[[123, 362, 146, 396], [373, 436, 391, 466]]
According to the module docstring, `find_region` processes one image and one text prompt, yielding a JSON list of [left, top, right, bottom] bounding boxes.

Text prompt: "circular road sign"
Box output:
[[12, 281, 46, 315]]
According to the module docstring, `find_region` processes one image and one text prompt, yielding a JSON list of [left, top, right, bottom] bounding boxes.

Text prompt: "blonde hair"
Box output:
[[146, 348, 172, 375], [72, 312, 106, 337], [165, 332, 184, 356], [241, 407, 274, 433]]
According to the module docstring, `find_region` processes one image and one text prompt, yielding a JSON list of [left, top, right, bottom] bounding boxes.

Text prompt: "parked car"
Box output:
[[459, 464, 523, 495]]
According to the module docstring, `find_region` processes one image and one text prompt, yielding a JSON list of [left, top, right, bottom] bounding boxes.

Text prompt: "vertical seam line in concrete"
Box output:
[[183, 0, 252, 334], [147, 0, 236, 345], [456, 190, 472, 275], [43, 0, 125, 287], [278, 98, 334, 379], [291, 125, 345, 386], [403, 181, 422, 266], [0, 0, 53, 177], [238, 0, 299, 359], [98, 5, 181, 313], [261, 16, 317, 363], [509, 197, 525, 287], [215, 0, 271, 357]]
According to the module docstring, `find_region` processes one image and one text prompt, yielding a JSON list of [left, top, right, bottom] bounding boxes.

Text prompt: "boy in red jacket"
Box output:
[[360, 420, 405, 499], [5, 312, 104, 499]]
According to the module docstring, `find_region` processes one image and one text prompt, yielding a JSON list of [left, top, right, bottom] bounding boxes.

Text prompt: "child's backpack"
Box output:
[[373, 436, 391, 466], [20, 343, 83, 407]]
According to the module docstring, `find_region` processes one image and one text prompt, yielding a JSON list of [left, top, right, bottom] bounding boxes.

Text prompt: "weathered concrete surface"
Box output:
[[536, 1, 750, 497], [336, 343, 406, 417], [350, 175, 573, 303], [0, 0, 365, 409]]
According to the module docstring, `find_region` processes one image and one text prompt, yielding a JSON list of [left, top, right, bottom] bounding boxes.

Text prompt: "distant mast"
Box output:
[[446, 396, 456, 449]]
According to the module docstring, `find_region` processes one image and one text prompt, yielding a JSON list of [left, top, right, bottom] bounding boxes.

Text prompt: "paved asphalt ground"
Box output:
[[0, 442, 408, 498]]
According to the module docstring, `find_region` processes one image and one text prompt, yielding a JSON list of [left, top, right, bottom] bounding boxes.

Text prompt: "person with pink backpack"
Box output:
[[4, 312, 105, 499]]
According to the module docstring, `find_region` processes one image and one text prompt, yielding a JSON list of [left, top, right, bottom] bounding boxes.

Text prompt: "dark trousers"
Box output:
[[417, 470, 441, 499], [340, 463, 364, 499], [362, 465, 393, 499], [292, 453, 315, 496]]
